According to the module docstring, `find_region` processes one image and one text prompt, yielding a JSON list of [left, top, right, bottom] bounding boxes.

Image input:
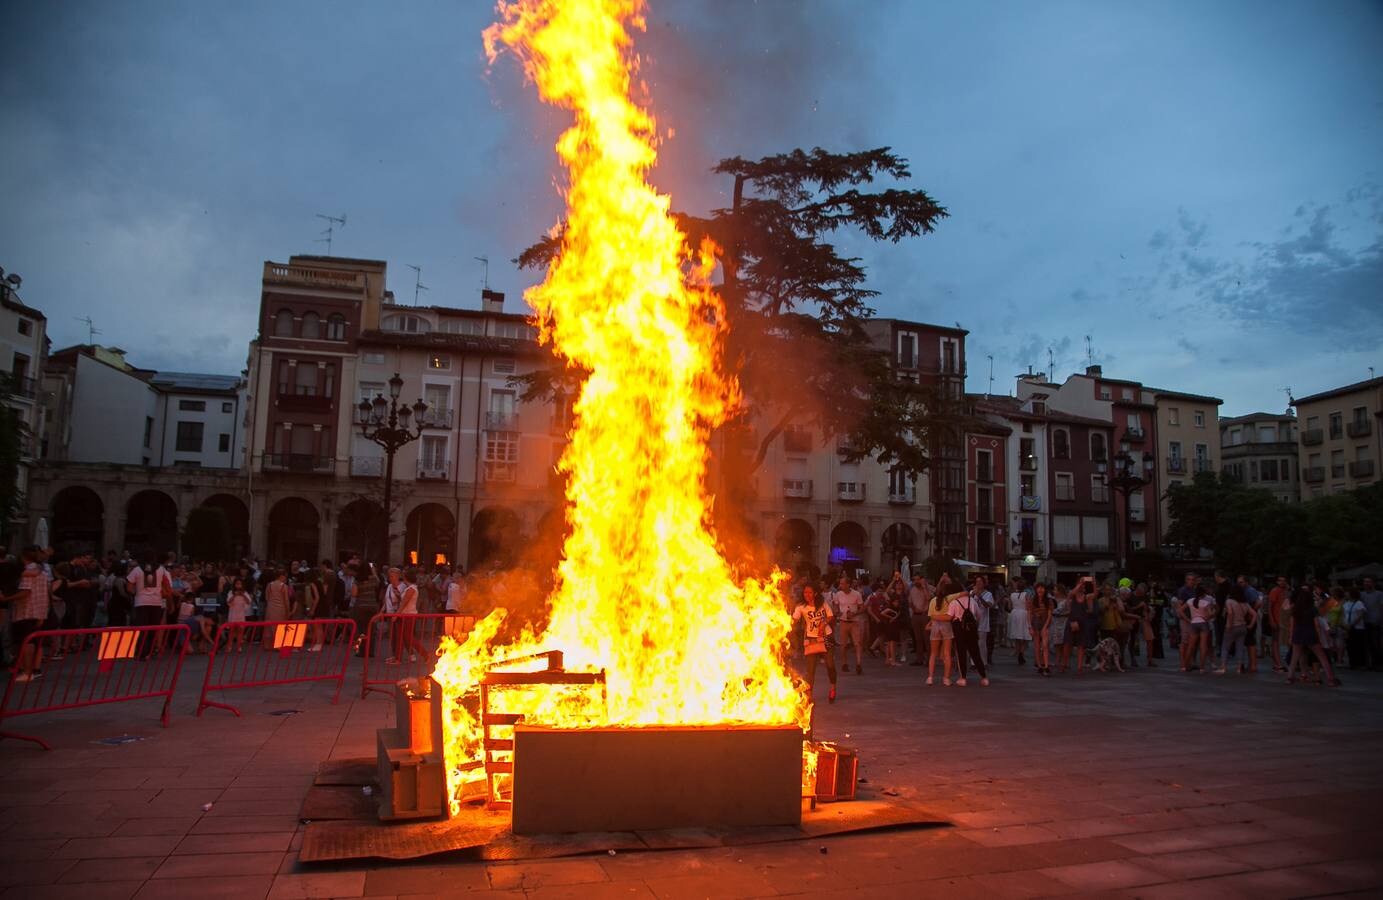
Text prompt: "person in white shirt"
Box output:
[[792, 585, 837, 704], [445, 567, 467, 613], [947, 576, 991, 686], [831, 576, 866, 674], [386, 567, 426, 665]]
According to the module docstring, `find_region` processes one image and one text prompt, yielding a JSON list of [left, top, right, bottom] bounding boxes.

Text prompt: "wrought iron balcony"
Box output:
[[416, 459, 450, 481], [485, 411, 517, 430], [421, 408, 455, 429], [837, 483, 865, 502], [1350, 460, 1375, 478], [263, 453, 333, 474], [1347, 420, 1372, 438], [1166, 457, 1185, 474], [1301, 428, 1323, 446]]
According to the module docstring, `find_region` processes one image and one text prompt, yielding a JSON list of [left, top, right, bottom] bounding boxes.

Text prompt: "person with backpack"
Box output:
[[1341, 588, 1369, 670], [947, 577, 990, 686]]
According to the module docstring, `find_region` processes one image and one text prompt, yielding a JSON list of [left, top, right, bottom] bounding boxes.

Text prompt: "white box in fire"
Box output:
[[510, 723, 804, 835]]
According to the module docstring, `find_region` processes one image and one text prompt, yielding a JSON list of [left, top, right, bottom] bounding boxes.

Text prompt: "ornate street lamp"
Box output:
[[1098, 441, 1155, 575], [356, 373, 430, 562]]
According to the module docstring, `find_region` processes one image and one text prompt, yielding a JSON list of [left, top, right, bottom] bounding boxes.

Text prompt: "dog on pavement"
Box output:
[[1094, 636, 1125, 672]]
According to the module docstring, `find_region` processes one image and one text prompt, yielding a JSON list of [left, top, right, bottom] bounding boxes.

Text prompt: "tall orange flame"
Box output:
[[432, 0, 809, 809]]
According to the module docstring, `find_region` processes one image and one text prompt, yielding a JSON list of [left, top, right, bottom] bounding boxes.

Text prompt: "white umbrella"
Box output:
[[33, 517, 49, 548]]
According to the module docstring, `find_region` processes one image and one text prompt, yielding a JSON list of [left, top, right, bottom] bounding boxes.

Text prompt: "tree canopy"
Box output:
[[1166, 472, 1383, 577], [516, 146, 973, 478]]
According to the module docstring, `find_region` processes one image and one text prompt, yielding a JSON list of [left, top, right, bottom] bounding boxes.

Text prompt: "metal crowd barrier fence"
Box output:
[[360, 612, 476, 698], [196, 618, 357, 717], [0, 624, 192, 750]]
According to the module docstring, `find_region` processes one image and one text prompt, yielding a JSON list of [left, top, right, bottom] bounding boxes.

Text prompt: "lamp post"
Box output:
[[1098, 441, 1155, 576], [356, 373, 429, 562]]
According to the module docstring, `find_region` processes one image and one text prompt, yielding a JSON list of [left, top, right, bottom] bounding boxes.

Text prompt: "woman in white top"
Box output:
[[127, 553, 170, 659], [386, 567, 426, 665], [1008, 579, 1031, 667], [226, 578, 253, 652]]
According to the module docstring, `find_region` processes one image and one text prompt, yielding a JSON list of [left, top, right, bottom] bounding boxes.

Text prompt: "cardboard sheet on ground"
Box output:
[[299, 758, 949, 864]]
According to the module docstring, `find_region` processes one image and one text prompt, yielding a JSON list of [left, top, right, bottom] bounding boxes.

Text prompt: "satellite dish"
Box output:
[[5, 274, 21, 287]]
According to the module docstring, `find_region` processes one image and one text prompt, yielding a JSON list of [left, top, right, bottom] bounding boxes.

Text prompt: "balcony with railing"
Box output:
[[8, 375, 38, 399], [1303, 467, 1325, 483], [349, 456, 383, 478], [1193, 459, 1212, 473], [1124, 427, 1146, 444], [276, 385, 333, 413], [485, 411, 517, 431], [1331, 464, 1346, 479], [837, 482, 865, 502], [1016, 538, 1045, 558], [888, 485, 916, 505], [484, 461, 517, 482], [263, 262, 366, 291], [783, 478, 813, 499], [263, 453, 334, 474], [1350, 459, 1375, 479], [1347, 420, 1372, 438], [1301, 428, 1323, 446], [1091, 485, 1111, 503], [416, 458, 450, 481], [1166, 457, 1185, 474], [422, 408, 455, 429]]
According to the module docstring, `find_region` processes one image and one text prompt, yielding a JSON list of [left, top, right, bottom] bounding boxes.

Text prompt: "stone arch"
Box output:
[[125, 489, 178, 558], [197, 493, 250, 561], [336, 498, 386, 565], [468, 505, 522, 570], [51, 485, 104, 557], [267, 497, 320, 563], [828, 520, 868, 571], [773, 518, 815, 573], [405, 502, 457, 567]]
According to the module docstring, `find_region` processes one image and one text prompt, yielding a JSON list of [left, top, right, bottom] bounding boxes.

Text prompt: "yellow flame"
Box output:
[[433, 0, 809, 810]]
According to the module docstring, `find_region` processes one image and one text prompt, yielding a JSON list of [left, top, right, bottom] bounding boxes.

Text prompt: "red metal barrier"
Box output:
[[196, 618, 357, 717], [0, 625, 192, 750], [361, 613, 476, 698]]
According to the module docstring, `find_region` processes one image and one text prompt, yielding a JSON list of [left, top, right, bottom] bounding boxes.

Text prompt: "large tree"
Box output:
[[516, 147, 972, 478]]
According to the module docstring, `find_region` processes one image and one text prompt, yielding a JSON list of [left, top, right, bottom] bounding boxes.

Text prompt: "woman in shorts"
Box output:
[[1285, 587, 1340, 687], [925, 575, 956, 686]]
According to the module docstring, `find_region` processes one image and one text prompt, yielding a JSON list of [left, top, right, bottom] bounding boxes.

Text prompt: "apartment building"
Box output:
[[1220, 412, 1299, 503], [1, 285, 47, 548], [1292, 376, 1382, 498], [1151, 388, 1222, 535], [977, 396, 1049, 583], [965, 412, 1011, 572]]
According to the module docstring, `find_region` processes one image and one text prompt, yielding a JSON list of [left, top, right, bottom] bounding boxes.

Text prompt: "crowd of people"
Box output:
[[0, 545, 478, 682], [788, 568, 1383, 697]]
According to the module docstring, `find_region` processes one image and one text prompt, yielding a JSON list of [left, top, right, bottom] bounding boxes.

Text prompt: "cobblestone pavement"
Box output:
[[2, 650, 1380, 899]]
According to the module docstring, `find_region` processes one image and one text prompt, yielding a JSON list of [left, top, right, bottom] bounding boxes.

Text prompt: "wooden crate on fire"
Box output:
[[804, 741, 858, 802], [376, 679, 448, 821]]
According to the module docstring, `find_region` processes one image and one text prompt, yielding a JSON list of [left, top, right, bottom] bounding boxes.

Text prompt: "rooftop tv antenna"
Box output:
[[1048, 346, 1055, 382], [74, 315, 101, 344], [315, 213, 346, 255], [1283, 386, 1295, 412], [986, 354, 994, 398], [474, 256, 490, 291], [406, 265, 429, 306], [1084, 335, 1094, 368]]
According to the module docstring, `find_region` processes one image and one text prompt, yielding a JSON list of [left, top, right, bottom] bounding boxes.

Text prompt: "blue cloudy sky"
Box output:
[[3, 0, 1380, 415]]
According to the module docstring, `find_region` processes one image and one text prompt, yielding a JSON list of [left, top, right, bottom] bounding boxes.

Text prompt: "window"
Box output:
[[1306, 415, 1319, 430], [976, 487, 992, 522], [1193, 410, 1205, 427], [897, 331, 918, 368], [975, 527, 993, 563], [1257, 424, 1276, 442], [301, 311, 321, 340], [1091, 475, 1110, 503], [1055, 472, 1075, 501], [1127, 412, 1142, 434], [428, 354, 451, 370], [1090, 431, 1107, 462], [274, 309, 294, 336], [1020, 473, 1035, 496], [1260, 459, 1279, 481], [382, 314, 428, 333], [1168, 407, 1180, 425], [1098, 386, 1112, 400], [1331, 449, 1345, 478], [326, 314, 346, 340], [1227, 427, 1241, 446], [17, 318, 31, 336], [494, 321, 536, 340], [423, 383, 451, 412], [293, 362, 318, 395], [1019, 517, 1035, 554], [1019, 437, 1035, 470], [222, 401, 233, 413], [175, 421, 204, 453], [1353, 406, 1369, 427], [484, 430, 519, 462], [218, 433, 230, 453], [362, 351, 385, 365], [178, 399, 206, 412], [420, 435, 448, 469], [439, 318, 486, 335], [888, 467, 911, 497], [1249, 460, 1259, 482], [1081, 516, 1110, 550], [493, 358, 516, 375], [1121, 388, 1133, 401], [1053, 515, 1080, 548], [358, 381, 385, 405], [1168, 440, 1182, 461], [1329, 412, 1343, 439], [144, 416, 153, 449], [976, 449, 993, 481], [1052, 428, 1070, 459], [941, 339, 960, 374]]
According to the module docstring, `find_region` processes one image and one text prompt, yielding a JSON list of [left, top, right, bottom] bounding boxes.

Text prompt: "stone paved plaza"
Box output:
[[2, 652, 1381, 899]]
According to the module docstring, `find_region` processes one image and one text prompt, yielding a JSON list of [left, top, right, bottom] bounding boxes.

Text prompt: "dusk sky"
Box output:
[[3, 0, 1380, 416]]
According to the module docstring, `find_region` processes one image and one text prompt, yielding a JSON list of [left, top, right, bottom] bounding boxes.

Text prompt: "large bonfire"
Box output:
[[430, 0, 810, 808]]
